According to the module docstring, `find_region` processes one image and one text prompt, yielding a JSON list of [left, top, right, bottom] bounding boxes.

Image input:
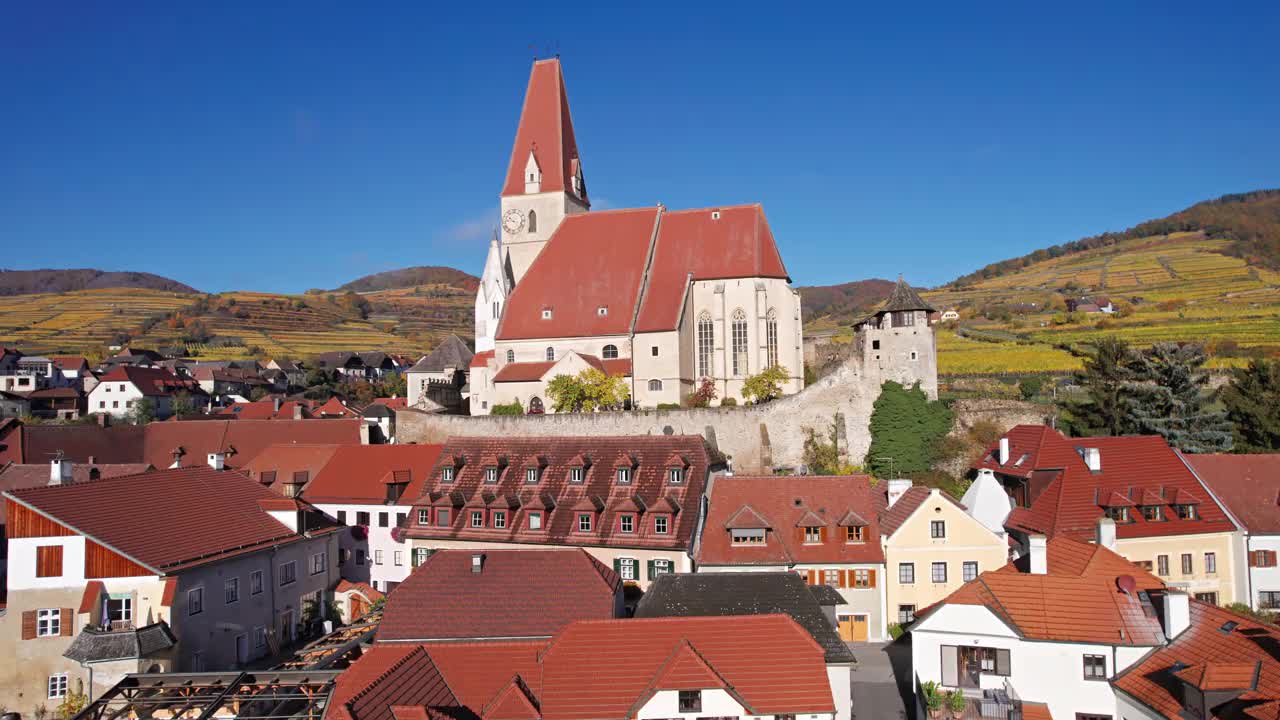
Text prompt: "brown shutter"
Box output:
[[1250, 551, 1258, 568], [61, 609, 73, 636], [836, 570, 847, 588], [21, 611, 36, 640], [795, 527, 804, 543], [820, 527, 828, 543], [807, 569, 817, 585], [1270, 551, 1279, 568], [868, 569, 877, 588]]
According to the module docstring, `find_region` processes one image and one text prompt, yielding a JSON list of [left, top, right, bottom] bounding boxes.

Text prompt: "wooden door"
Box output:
[[852, 615, 869, 641], [838, 615, 854, 642]]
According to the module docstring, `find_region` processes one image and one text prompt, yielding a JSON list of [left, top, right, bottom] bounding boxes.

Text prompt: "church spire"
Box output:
[[501, 58, 588, 206]]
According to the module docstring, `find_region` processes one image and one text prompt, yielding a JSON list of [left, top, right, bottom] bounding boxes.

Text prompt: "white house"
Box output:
[[1186, 453, 1280, 611], [87, 365, 201, 419]]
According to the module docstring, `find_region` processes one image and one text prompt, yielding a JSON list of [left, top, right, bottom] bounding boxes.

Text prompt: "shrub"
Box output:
[[656, 402, 681, 410], [685, 377, 718, 408], [887, 623, 905, 640], [490, 401, 524, 416], [1018, 376, 1044, 400], [719, 397, 737, 407], [742, 364, 789, 404], [546, 369, 630, 413]]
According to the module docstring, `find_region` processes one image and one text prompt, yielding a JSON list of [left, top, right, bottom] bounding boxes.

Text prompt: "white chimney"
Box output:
[[49, 458, 74, 486], [207, 452, 226, 471], [1028, 534, 1048, 575], [471, 553, 485, 574], [1162, 590, 1191, 639], [1096, 516, 1117, 550], [998, 437, 1010, 466], [887, 479, 913, 508], [1083, 447, 1101, 472]]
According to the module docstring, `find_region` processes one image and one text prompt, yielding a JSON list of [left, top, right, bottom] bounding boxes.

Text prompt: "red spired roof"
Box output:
[[974, 425, 1236, 540], [3, 466, 331, 573], [537, 615, 834, 719], [1114, 601, 1280, 719], [496, 208, 659, 341], [501, 58, 587, 204], [377, 548, 621, 642], [1186, 454, 1280, 533], [301, 444, 444, 505], [926, 536, 1166, 646], [635, 205, 790, 333], [697, 475, 886, 567]]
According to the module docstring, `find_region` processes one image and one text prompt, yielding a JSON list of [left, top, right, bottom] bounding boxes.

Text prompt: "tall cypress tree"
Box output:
[[1222, 359, 1280, 452], [1127, 342, 1233, 453]]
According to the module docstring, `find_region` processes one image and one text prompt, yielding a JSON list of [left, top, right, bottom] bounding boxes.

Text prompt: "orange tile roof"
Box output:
[[925, 537, 1167, 646], [697, 475, 885, 566], [297, 444, 443, 505], [493, 355, 631, 383], [1186, 454, 1280, 533], [501, 59, 587, 204], [1114, 601, 1280, 719], [470, 349, 495, 369]]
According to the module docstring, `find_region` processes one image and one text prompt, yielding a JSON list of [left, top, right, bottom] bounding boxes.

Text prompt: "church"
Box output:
[[470, 58, 805, 414]]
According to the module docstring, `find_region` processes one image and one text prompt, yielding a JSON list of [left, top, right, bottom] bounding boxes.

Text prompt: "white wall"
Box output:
[[1247, 534, 1280, 610], [636, 687, 834, 720], [315, 502, 411, 591], [88, 381, 144, 418]]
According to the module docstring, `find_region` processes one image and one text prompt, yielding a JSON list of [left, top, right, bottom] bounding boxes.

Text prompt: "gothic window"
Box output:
[[731, 308, 748, 376], [766, 308, 779, 368], [506, 349, 515, 363], [492, 301, 500, 319], [602, 344, 618, 359], [545, 347, 555, 361], [528, 210, 537, 232], [697, 312, 714, 379], [648, 379, 662, 392]]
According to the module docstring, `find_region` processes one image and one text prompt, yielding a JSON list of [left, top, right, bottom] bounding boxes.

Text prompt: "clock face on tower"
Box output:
[[502, 209, 526, 235]]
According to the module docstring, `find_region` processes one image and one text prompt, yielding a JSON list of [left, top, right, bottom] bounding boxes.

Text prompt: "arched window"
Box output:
[[766, 308, 779, 368], [528, 396, 544, 413], [545, 347, 555, 361], [602, 344, 619, 359], [505, 349, 515, 363], [697, 311, 714, 379], [731, 308, 748, 376], [648, 379, 663, 392], [528, 210, 537, 232]]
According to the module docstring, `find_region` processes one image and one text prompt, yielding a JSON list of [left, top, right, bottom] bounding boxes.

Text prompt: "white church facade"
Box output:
[[470, 58, 806, 414]]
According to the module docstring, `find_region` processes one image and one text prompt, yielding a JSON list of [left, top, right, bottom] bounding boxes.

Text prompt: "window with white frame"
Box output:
[[578, 513, 593, 532], [697, 312, 714, 379], [766, 308, 779, 368], [569, 467, 584, 483], [108, 595, 132, 625], [250, 570, 263, 595], [618, 558, 637, 581], [280, 561, 297, 586], [620, 514, 634, 533], [731, 308, 748, 376], [471, 511, 484, 527], [493, 511, 507, 528], [731, 528, 765, 544], [37, 608, 61, 636], [394, 550, 403, 566], [525, 467, 539, 484], [48, 673, 68, 699], [616, 467, 632, 484], [418, 508, 430, 525], [655, 515, 669, 534], [963, 561, 978, 582], [188, 588, 204, 616], [225, 578, 240, 604], [413, 548, 430, 567], [374, 550, 383, 565], [441, 466, 454, 483], [668, 467, 683, 484], [898, 605, 916, 624], [529, 511, 543, 530], [602, 344, 618, 359], [484, 467, 498, 483]]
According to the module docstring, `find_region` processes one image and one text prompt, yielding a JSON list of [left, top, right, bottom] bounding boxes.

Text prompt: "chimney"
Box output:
[[1028, 534, 1048, 575], [471, 553, 485, 574], [49, 458, 74, 486], [1083, 447, 1101, 472], [207, 452, 226, 471], [998, 437, 1010, 466], [1096, 516, 1117, 549], [273, 397, 283, 412], [887, 479, 913, 508], [1162, 590, 1191, 639]]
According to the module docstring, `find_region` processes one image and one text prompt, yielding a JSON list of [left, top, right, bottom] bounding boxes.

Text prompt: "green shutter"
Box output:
[[613, 558, 622, 575], [647, 559, 656, 580]]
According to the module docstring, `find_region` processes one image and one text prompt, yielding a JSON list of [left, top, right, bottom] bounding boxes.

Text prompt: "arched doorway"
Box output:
[[528, 396, 544, 414]]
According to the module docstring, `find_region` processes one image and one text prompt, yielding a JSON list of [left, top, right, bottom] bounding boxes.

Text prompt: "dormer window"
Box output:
[[441, 466, 454, 483], [654, 515, 669, 535], [577, 513, 593, 532], [525, 467, 540, 484], [1106, 506, 1131, 523], [1176, 504, 1198, 520], [493, 511, 507, 529], [541, 309, 553, 320], [616, 467, 632, 484], [418, 509, 430, 525], [484, 467, 498, 483], [619, 514, 635, 533], [471, 511, 484, 528], [569, 467, 585, 483], [846, 526, 866, 543], [668, 467, 684, 484], [598, 307, 609, 317], [804, 527, 823, 544], [528, 511, 543, 530], [1142, 505, 1164, 522], [731, 528, 764, 545]]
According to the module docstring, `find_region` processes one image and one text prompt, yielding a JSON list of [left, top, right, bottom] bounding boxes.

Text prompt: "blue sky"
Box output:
[[2, 2, 1277, 294]]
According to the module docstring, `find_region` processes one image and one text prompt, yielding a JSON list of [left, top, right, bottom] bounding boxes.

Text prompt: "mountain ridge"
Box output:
[[0, 268, 199, 296]]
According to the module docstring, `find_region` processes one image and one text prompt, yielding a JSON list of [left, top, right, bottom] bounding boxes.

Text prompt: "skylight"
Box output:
[[1220, 620, 1240, 634]]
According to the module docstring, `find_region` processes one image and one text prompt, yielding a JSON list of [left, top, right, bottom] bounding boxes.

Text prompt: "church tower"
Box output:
[[498, 58, 590, 284], [474, 233, 512, 352]]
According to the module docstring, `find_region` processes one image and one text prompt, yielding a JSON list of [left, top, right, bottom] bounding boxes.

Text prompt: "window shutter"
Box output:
[[836, 570, 847, 588], [647, 560, 656, 580], [1250, 552, 1258, 568], [868, 569, 877, 588], [613, 558, 622, 575], [21, 611, 36, 640], [61, 609, 74, 636], [807, 569, 817, 585], [996, 648, 1011, 676], [940, 646, 959, 686], [1269, 551, 1279, 568], [796, 527, 804, 543], [820, 527, 828, 543]]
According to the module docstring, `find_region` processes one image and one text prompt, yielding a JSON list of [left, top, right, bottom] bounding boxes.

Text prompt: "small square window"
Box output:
[[437, 509, 451, 527], [898, 605, 916, 624], [1083, 654, 1107, 680], [529, 511, 543, 530], [493, 511, 507, 529], [441, 466, 454, 483], [597, 306, 608, 316], [578, 513, 593, 532], [485, 467, 498, 483], [930, 520, 946, 538], [963, 561, 978, 582], [620, 515, 634, 533], [471, 511, 484, 528], [541, 309, 552, 319], [655, 516, 669, 534], [668, 467, 684, 484], [616, 467, 632, 484], [678, 691, 701, 714], [418, 509, 430, 525], [525, 467, 539, 484], [569, 467, 585, 483]]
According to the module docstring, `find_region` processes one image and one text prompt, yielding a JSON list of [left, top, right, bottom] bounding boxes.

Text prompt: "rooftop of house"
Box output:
[[377, 548, 621, 642], [329, 614, 832, 720], [492, 353, 632, 383], [1113, 601, 1280, 720], [240, 443, 344, 494], [315, 396, 359, 417], [633, 571, 856, 664], [919, 536, 1168, 646], [299, 443, 444, 505], [975, 424, 1237, 540], [63, 621, 177, 663], [696, 475, 886, 566], [96, 365, 203, 396], [4, 466, 339, 573], [0, 461, 151, 522], [1184, 454, 1280, 534], [878, 483, 968, 536], [401, 435, 717, 552], [216, 398, 316, 420], [407, 334, 474, 374]]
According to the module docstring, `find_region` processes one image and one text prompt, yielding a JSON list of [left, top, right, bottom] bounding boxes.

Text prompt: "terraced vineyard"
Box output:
[[0, 281, 476, 359]]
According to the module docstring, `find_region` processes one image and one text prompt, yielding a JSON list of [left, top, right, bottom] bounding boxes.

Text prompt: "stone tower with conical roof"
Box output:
[[853, 275, 938, 398]]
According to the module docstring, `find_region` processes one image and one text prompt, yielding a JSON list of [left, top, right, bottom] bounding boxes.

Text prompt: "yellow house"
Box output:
[[879, 480, 1008, 628]]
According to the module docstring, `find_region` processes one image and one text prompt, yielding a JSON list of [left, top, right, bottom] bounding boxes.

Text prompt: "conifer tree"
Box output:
[[1127, 342, 1233, 453], [1222, 359, 1280, 452], [1061, 337, 1141, 436]]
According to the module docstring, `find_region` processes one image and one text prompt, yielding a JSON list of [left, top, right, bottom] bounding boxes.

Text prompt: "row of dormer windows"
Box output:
[[729, 525, 869, 546], [437, 464, 682, 486], [1103, 503, 1198, 523], [414, 506, 670, 535]]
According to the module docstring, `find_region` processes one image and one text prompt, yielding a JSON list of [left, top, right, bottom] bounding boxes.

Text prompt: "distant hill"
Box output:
[[0, 269, 198, 296], [335, 266, 479, 294], [798, 278, 897, 327], [952, 189, 1280, 286]]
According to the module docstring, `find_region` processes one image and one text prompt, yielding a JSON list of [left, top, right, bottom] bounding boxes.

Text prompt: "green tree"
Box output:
[[1018, 375, 1044, 401], [379, 371, 407, 398], [1222, 359, 1280, 452], [171, 391, 196, 417], [1127, 343, 1233, 452], [865, 381, 953, 477], [546, 369, 630, 413], [1060, 337, 1141, 436], [131, 397, 157, 425], [742, 365, 789, 404]]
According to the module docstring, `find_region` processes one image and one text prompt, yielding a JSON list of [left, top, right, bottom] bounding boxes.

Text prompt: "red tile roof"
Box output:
[[299, 444, 444, 505], [501, 58, 586, 204], [492, 355, 631, 383], [216, 398, 316, 420], [1185, 454, 1280, 533], [335, 579, 385, 603], [141, 418, 364, 470], [378, 549, 620, 642], [239, 443, 342, 493], [97, 365, 201, 397], [316, 397, 359, 417], [3, 466, 334, 573], [697, 475, 886, 566], [976, 425, 1236, 540], [537, 615, 834, 719], [497, 208, 659, 341], [401, 436, 715, 551], [50, 356, 89, 372], [0, 462, 150, 523], [1114, 601, 1280, 719], [924, 537, 1167, 646], [634, 205, 789, 333], [470, 349, 495, 369], [878, 485, 966, 536], [370, 397, 408, 410]]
